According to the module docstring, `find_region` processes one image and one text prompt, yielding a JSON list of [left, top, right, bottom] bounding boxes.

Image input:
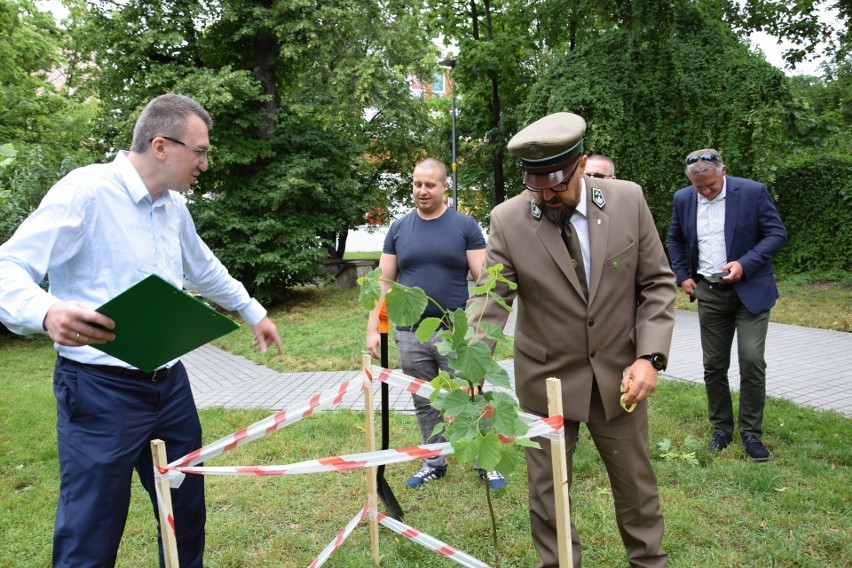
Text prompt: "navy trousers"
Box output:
[[52, 358, 205, 567]]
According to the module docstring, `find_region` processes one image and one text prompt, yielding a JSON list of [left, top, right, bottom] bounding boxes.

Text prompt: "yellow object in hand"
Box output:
[[620, 373, 637, 413]]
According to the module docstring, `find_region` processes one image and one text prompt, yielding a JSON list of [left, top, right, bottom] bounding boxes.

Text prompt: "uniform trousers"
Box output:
[[694, 279, 770, 439], [52, 357, 205, 567], [525, 380, 667, 568]]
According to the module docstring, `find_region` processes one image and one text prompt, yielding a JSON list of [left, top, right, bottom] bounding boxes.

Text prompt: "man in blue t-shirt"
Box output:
[[366, 158, 505, 489]]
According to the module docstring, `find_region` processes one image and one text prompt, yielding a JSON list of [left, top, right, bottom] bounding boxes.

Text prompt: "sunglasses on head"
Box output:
[[686, 154, 720, 165]]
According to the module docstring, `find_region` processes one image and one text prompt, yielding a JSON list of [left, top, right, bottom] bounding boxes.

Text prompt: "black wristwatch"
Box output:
[[640, 354, 667, 371]]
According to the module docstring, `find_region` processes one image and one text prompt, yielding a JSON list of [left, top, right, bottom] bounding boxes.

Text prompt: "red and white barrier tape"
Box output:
[[173, 442, 452, 477], [153, 365, 566, 562], [368, 365, 561, 433], [308, 505, 368, 568], [166, 414, 560, 478], [169, 376, 364, 468], [377, 512, 492, 568], [152, 471, 176, 538], [168, 365, 563, 474]]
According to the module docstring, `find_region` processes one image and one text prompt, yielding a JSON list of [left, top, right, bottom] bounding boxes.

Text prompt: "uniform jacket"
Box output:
[[667, 175, 788, 315], [468, 177, 676, 422]]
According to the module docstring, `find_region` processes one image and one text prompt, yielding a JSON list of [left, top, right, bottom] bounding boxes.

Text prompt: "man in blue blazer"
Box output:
[[668, 149, 787, 461]]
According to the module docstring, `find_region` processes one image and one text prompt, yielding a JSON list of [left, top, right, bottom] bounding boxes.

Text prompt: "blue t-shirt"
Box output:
[[384, 208, 486, 324]]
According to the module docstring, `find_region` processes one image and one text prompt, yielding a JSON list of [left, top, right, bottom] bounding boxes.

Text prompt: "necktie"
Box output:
[[562, 221, 588, 298]]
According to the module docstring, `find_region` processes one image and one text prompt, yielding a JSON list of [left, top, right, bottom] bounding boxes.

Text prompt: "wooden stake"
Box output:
[[546, 378, 573, 568], [151, 439, 180, 568], [363, 354, 381, 566]]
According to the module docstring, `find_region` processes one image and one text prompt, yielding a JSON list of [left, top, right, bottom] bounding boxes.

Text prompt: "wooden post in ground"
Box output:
[[363, 354, 381, 566], [151, 439, 180, 568], [546, 378, 572, 568]]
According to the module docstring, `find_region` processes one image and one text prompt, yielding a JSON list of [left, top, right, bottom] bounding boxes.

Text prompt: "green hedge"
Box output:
[[772, 153, 852, 274]]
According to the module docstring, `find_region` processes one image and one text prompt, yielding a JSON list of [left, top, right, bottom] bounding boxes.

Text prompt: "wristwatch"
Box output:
[[640, 354, 667, 371]]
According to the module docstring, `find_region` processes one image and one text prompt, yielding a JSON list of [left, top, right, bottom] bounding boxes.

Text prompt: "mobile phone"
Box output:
[[707, 270, 730, 283]]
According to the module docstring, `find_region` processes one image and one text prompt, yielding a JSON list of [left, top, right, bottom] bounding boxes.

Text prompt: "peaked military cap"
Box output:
[[507, 112, 586, 190]]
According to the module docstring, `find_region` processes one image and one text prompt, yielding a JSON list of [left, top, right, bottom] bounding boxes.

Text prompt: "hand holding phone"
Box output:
[[707, 270, 731, 283]]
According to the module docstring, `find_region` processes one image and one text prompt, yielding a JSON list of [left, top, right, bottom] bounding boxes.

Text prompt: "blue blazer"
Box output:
[[667, 176, 788, 314]]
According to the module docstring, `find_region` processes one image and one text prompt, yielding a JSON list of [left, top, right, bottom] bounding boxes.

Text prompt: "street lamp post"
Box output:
[[438, 58, 457, 209]]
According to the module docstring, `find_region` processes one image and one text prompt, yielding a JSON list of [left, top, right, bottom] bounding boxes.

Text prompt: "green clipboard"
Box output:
[[92, 274, 241, 371]]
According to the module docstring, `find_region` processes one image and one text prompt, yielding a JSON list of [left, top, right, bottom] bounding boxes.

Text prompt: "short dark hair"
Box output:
[[130, 94, 212, 153]]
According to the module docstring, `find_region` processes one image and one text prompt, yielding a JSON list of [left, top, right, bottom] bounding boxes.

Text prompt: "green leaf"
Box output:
[[440, 389, 477, 418], [488, 290, 513, 312], [452, 436, 479, 464], [449, 308, 470, 350], [475, 432, 503, 471], [356, 266, 382, 311], [415, 317, 443, 343], [385, 283, 427, 326], [489, 394, 528, 436], [482, 359, 511, 389], [494, 445, 521, 476], [515, 437, 541, 449], [480, 321, 507, 343], [449, 341, 492, 382]]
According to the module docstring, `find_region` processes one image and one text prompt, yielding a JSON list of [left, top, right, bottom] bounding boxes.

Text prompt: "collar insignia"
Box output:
[[530, 199, 542, 220], [592, 187, 606, 209]]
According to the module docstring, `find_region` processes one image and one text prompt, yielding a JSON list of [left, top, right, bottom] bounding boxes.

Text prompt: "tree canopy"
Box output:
[[1, 0, 849, 300]]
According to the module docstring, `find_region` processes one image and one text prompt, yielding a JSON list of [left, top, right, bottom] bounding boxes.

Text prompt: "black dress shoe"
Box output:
[[708, 432, 733, 452], [743, 435, 771, 462]]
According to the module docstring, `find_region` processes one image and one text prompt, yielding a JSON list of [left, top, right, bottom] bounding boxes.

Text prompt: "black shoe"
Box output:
[[708, 432, 733, 452], [743, 435, 771, 462]]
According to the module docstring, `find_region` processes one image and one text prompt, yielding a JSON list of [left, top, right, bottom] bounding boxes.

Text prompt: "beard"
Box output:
[[541, 201, 576, 226]]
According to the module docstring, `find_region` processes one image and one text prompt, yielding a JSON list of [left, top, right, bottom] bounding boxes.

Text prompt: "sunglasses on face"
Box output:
[[587, 172, 609, 179], [686, 154, 720, 165]]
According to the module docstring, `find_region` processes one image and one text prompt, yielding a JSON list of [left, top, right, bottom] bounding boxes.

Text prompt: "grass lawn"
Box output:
[[1, 271, 850, 566]]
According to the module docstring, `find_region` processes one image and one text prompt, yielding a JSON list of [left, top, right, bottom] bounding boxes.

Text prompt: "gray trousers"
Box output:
[[394, 329, 449, 469], [694, 280, 770, 439]]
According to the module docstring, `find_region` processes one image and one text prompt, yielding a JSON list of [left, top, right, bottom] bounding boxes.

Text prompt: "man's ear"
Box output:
[[149, 136, 169, 160]]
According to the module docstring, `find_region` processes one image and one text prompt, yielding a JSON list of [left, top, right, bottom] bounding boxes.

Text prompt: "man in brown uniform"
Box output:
[[467, 112, 676, 567]]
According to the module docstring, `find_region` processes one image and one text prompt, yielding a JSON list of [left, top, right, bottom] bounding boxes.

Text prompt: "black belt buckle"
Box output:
[[707, 281, 733, 291]]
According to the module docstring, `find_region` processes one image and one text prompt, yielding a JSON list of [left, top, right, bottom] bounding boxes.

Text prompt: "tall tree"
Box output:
[[68, 0, 435, 302], [522, 0, 789, 231], [0, 0, 100, 243]]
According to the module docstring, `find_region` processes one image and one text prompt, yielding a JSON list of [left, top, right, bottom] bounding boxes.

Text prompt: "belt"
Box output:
[[396, 323, 449, 333], [58, 356, 173, 382], [697, 275, 734, 291]]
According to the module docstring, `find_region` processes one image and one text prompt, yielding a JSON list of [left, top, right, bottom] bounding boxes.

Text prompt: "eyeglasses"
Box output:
[[524, 160, 581, 193], [686, 154, 720, 165], [587, 172, 609, 179], [158, 136, 210, 160]]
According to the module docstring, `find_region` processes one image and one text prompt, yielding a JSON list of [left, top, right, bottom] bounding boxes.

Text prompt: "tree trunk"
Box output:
[[484, 0, 505, 205], [253, 1, 277, 139]]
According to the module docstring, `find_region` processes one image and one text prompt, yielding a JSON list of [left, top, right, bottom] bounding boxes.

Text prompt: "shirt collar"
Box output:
[[116, 151, 179, 207], [575, 179, 588, 219], [697, 177, 727, 205]]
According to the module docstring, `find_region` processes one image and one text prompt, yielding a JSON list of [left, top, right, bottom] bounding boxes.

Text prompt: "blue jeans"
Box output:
[[53, 358, 205, 567], [394, 329, 449, 469]]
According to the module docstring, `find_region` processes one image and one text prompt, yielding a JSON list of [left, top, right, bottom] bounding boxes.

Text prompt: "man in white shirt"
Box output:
[[668, 149, 787, 462], [0, 93, 282, 567]]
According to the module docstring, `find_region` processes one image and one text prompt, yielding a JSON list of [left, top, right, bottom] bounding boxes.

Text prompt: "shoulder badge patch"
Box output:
[[592, 187, 606, 209], [530, 199, 542, 220]]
